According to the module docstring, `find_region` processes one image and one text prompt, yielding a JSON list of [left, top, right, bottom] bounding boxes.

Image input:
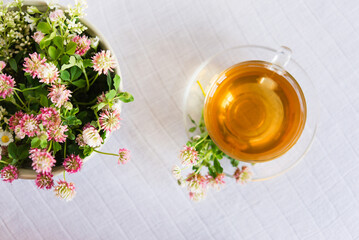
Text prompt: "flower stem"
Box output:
[[47, 141, 52, 152], [63, 171, 66, 181], [197, 80, 206, 97], [0, 160, 9, 165], [64, 141, 67, 159], [13, 91, 27, 109], [94, 149, 118, 156], [14, 85, 42, 92], [83, 69, 90, 91], [74, 97, 98, 105], [89, 73, 99, 87], [194, 134, 208, 148]]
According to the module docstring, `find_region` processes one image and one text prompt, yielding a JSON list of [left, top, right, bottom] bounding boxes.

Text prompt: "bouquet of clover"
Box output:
[[0, 0, 133, 201], [172, 114, 253, 202]]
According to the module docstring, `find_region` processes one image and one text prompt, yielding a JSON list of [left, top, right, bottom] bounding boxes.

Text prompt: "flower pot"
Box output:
[[16, 0, 123, 179]]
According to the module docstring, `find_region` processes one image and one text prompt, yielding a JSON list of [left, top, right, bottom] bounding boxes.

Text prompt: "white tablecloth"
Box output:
[[1, 0, 359, 239]]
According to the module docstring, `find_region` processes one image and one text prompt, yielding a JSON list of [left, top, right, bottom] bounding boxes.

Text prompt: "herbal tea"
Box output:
[[204, 61, 306, 162]]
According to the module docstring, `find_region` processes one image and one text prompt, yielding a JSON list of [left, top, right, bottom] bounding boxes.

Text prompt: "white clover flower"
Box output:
[[27, 6, 40, 14], [0, 106, 7, 120], [66, 19, 87, 34], [45, 0, 59, 9], [82, 126, 103, 148], [0, 131, 14, 146], [90, 36, 99, 49], [172, 165, 182, 180]]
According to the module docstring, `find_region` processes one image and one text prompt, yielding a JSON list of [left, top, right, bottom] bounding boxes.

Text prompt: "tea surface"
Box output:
[[204, 61, 306, 162]]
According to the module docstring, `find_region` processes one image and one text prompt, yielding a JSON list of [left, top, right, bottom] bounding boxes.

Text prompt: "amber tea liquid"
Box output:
[[204, 61, 306, 162]]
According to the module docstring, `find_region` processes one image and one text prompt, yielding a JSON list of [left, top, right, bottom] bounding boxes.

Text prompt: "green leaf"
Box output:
[[8, 142, 17, 159], [188, 115, 196, 125], [97, 102, 107, 111], [230, 157, 239, 167], [67, 131, 75, 140], [213, 158, 223, 174], [40, 139, 48, 149], [52, 141, 62, 154], [9, 58, 17, 72], [39, 36, 51, 49], [83, 59, 93, 68], [61, 55, 70, 65], [66, 41, 77, 55], [18, 145, 29, 160], [113, 74, 121, 91], [71, 79, 86, 88], [48, 46, 60, 60], [53, 36, 63, 50], [105, 89, 116, 100], [37, 21, 51, 34], [47, 31, 57, 41], [70, 66, 82, 80], [60, 70, 70, 81], [189, 127, 196, 133], [117, 92, 134, 103], [107, 72, 112, 90], [83, 146, 93, 157], [40, 95, 48, 107], [208, 166, 217, 178], [69, 56, 76, 65]]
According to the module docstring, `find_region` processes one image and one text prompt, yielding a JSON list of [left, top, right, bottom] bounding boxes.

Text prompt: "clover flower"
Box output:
[[23, 52, 46, 78], [32, 31, 44, 44], [75, 133, 86, 147], [233, 166, 252, 184], [0, 131, 14, 147], [0, 61, 6, 72], [186, 173, 207, 194], [29, 148, 56, 173], [72, 35, 91, 56], [171, 165, 182, 180], [48, 84, 72, 108], [96, 92, 106, 104], [82, 125, 103, 148], [66, 0, 88, 18], [14, 126, 25, 139], [189, 191, 206, 202], [118, 148, 130, 165], [54, 180, 76, 201], [49, 9, 64, 22], [207, 173, 225, 191], [48, 125, 68, 143], [35, 172, 54, 190], [9, 111, 25, 130], [92, 50, 116, 75], [38, 62, 59, 84], [19, 114, 39, 137], [179, 146, 198, 166], [63, 154, 83, 173], [37, 107, 61, 128], [0, 165, 19, 183], [0, 74, 15, 98], [99, 110, 121, 132]]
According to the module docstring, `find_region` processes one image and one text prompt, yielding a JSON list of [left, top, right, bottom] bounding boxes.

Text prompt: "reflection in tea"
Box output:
[[204, 61, 306, 162]]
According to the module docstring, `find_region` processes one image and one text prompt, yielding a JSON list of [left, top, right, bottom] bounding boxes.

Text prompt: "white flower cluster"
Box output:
[[0, 0, 31, 59], [66, 18, 87, 35], [66, 0, 88, 18], [0, 106, 7, 121]]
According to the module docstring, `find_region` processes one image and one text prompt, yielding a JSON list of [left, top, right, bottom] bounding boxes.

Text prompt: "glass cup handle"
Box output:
[[271, 46, 292, 68]]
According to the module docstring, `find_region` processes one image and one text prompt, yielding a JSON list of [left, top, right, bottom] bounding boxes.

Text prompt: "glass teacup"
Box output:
[[183, 45, 318, 180]]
